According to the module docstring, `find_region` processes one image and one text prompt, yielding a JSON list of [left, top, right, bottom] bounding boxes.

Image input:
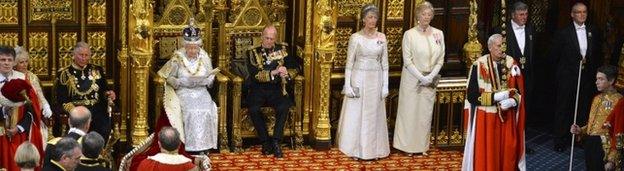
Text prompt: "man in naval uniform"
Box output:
[[55, 42, 116, 142], [245, 24, 300, 158]]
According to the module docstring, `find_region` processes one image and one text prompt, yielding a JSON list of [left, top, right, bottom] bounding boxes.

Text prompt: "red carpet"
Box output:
[[209, 146, 463, 170]]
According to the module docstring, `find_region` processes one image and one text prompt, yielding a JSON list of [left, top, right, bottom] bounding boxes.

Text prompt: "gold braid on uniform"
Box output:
[[58, 67, 101, 111], [250, 49, 271, 82]]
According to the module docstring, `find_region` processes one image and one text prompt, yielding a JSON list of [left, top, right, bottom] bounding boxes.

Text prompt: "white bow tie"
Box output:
[[576, 25, 586, 30], [514, 25, 525, 30]]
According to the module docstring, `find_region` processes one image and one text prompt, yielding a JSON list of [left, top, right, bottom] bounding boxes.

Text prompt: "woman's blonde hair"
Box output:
[[415, 1, 435, 22], [14, 142, 40, 169], [14, 46, 28, 62]]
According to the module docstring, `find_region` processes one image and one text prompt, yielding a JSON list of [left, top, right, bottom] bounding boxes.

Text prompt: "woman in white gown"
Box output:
[[393, 1, 445, 156], [157, 20, 218, 153], [336, 4, 390, 160]]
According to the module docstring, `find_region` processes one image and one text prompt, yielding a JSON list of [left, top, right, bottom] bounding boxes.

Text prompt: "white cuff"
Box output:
[[17, 125, 24, 133]]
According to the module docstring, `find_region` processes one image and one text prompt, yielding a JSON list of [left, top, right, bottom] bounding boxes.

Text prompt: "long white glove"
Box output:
[[42, 103, 52, 118], [343, 68, 358, 98], [422, 74, 436, 86], [493, 90, 510, 102], [177, 77, 196, 88], [382, 70, 389, 99], [343, 85, 357, 98], [194, 75, 216, 87], [499, 98, 517, 110], [406, 65, 431, 85], [166, 77, 180, 89]]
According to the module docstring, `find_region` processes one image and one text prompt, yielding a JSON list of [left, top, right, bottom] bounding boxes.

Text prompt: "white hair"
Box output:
[[73, 41, 90, 55], [487, 34, 503, 47]]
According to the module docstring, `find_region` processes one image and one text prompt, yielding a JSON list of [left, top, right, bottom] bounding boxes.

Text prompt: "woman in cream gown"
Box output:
[[14, 46, 53, 146], [336, 4, 390, 160], [393, 1, 445, 155]]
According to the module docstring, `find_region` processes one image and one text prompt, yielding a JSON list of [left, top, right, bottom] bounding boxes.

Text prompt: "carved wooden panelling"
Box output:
[[529, 0, 549, 32], [88, 32, 107, 68], [58, 32, 78, 70], [386, 0, 404, 20], [0, 33, 18, 47], [384, 26, 402, 66], [333, 27, 353, 68], [229, 0, 287, 23], [0, 0, 18, 24], [28, 32, 49, 75], [88, 0, 107, 24], [30, 0, 75, 21], [336, 0, 375, 17]]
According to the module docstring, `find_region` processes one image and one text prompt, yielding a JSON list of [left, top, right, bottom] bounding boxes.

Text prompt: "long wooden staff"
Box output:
[[569, 59, 583, 171]]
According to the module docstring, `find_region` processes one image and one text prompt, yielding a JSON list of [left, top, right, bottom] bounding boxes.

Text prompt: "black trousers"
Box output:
[[88, 105, 111, 144], [583, 136, 606, 171], [247, 88, 291, 144]]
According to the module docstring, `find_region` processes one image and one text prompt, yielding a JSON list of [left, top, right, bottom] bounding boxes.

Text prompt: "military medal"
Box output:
[[519, 56, 526, 69], [81, 70, 87, 80]]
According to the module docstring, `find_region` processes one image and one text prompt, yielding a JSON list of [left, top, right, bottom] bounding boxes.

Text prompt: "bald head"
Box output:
[[158, 127, 181, 152], [69, 106, 91, 130], [261, 24, 277, 49]]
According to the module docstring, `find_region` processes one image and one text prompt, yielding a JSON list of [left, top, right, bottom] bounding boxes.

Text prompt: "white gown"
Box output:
[[336, 32, 390, 160], [393, 27, 445, 153], [159, 48, 218, 152]]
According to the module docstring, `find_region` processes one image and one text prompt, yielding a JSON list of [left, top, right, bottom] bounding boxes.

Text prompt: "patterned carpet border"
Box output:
[[209, 146, 463, 170]]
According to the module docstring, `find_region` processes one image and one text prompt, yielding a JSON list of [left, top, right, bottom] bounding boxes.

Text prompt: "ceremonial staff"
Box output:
[[569, 59, 584, 171]]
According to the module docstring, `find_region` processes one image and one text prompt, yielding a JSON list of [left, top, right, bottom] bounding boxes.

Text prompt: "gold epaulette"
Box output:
[[63, 103, 76, 113], [47, 137, 62, 145], [57, 67, 71, 85], [57, 66, 70, 73]]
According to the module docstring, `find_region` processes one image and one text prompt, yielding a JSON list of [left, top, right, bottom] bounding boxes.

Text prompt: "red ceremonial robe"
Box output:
[[462, 55, 526, 171], [136, 153, 196, 171], [606, 99, 624, 151], [129, 110, 196, 171], [0, 80, 44, 171]]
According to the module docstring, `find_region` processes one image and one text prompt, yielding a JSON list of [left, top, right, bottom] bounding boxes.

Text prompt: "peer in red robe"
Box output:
[[462, 34, 526, 171], [605, 98, 624, 168], [137, 153, 197, 171], [128, 113, 200, 171], [0, 78, 45, 171]]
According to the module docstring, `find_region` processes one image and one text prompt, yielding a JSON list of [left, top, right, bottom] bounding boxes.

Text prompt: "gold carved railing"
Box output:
[[431, 78, 467, 148]]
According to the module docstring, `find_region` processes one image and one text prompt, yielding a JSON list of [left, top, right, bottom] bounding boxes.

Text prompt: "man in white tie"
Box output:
[[494, 1, 538, 155], [550, 2, 603, 152]]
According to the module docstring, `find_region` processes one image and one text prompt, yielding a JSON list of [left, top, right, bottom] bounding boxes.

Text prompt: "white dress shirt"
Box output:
[[511, 20, 526, 55], [574, 22, 587, 57]]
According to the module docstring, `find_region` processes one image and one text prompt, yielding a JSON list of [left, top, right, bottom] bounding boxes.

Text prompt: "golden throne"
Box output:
[[119, 0, 227, 169], [217, 0, 304, 151]]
